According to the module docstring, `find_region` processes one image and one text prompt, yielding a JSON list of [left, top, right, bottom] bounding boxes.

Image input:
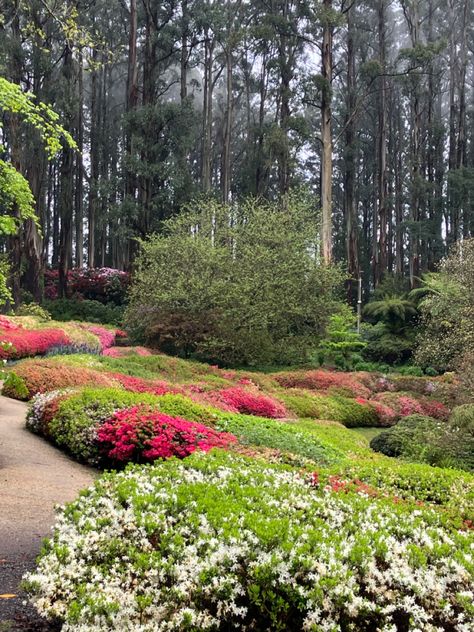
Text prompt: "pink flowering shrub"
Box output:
[[108, 372, 181, 396], [398, 395, 424, 417], [0, 324, 71, 360], [103, 346, 152, 358], [0, 316, 20, 331], [83, 326, 116, 351], [44, 268, 129, 304], [421, 399, 450, 420], [97, 406, 237, 463], [372, 392, 450, 421], [275, 370, 371, 399], [213, 386, 287, 418], [355, 397, 398, 427]]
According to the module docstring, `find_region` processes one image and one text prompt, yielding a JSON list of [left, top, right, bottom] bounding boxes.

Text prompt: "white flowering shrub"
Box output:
[[26, 389, 76, 434], [25, 451, 474, 631]]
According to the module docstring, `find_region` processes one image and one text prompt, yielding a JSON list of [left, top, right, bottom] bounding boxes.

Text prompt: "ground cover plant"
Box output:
[[24, 450, 474, 631]]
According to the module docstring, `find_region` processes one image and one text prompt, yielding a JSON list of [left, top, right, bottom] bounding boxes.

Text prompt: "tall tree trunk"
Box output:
[[320, 0, 333, 264], [58, 43, 74, 298], [180, 0, 188, 103], [125, 0, 138, 200], [344, 5, 358, 301], [75, 51, 84, 268], [221, 50, 233, 203], [375, 0, 388, 285], [202, 36, 214, 191], [88, 57, 98, 268]]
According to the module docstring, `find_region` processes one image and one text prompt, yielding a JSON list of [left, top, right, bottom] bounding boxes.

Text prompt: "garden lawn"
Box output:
[[0, 328, 472, 630]]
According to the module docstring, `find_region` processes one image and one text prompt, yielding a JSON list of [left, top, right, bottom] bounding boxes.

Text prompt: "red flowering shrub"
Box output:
[[2, 360, 118, 399], [103, 346, 152, 358], [275, 370, 371, 399], [107, 372, 181, 396], [0, 325, 71, 360], [371, 392, 449, 421], [416, 398, 450, 420], [208, 386, 287, 418], [44, 267, 129, 305], [97, 406, 237, 463]]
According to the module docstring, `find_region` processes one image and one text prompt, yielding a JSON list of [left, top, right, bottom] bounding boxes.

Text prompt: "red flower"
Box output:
[[0, 327, 71, 360], [97, 406, 237, 463], [214, 386, 287, 418]]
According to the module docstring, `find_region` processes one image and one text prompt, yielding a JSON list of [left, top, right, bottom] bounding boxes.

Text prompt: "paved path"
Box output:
[[0, 395, 96, 630]]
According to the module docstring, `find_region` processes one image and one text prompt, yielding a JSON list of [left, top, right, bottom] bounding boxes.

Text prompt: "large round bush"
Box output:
[[370, 413, 474, 472], [25, 451, 473, 631]]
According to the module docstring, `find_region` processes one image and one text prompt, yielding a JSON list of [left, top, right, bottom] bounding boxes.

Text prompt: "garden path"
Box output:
[[0, 395, 95, 630]]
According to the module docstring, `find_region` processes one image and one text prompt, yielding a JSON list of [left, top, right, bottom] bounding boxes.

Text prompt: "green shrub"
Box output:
[[47, 388, 161, 464], [281, 392, 379, 427], [2, 371, 29, 400], [16, 302, 51, 321], [24, 451, 474, 631], [450, 404, 474, 432], [43, 298, 124, 326], [370, 413, 474, 472], [316, 307, 365, 370], [335, 460, 474, 523], [157, 394, 342, 466], [125, 194, 344, 366]]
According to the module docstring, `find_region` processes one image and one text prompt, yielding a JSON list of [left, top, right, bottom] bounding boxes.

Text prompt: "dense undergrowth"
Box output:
[[0, 314, 472, 631]]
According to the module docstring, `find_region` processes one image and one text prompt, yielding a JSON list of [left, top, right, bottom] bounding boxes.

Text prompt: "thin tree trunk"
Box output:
[[344, 5, 358, 300], [375, 0, 388, 285], [221, 50, 233, 203], [321, 0, 333, 264]]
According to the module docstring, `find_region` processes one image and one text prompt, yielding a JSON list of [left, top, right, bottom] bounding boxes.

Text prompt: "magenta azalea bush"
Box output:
[[210, 386, 287, 418], [97, 406, 237, 463]]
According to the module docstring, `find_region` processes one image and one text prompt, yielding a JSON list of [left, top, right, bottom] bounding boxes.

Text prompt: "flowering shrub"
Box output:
[[0, 324, 71, 360], [275, 369, 371, 398], [103, 346, 152, 358], [24, 451, 474, 631], [2, 360, 118, 400], [98, 406, 236, 463], [108, 372, 180, 396], [336, 459, 474, 523], [82, 325, 117, 351], [26, 389, 76, 435], [43, 388, 162, 464], [44, 267, 129, 304], [209, 386, 287, 418], [355, 397, 398, 426], [372, 391, 449, 421]]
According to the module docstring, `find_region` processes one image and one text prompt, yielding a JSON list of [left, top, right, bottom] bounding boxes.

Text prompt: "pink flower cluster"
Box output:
[[97, 406, 237, 462], [0, 323, 71, 360], [44, 267, 129, 302], [0, 316, 20, 331], [214, 386, 287, 418], [371, 392, 450, 422], [103, 346, 152, 358], [356, 397, 398, 426], [83, 326, 117, 351], [276, 370, 371, 399], [108, 372, 180, 396]]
